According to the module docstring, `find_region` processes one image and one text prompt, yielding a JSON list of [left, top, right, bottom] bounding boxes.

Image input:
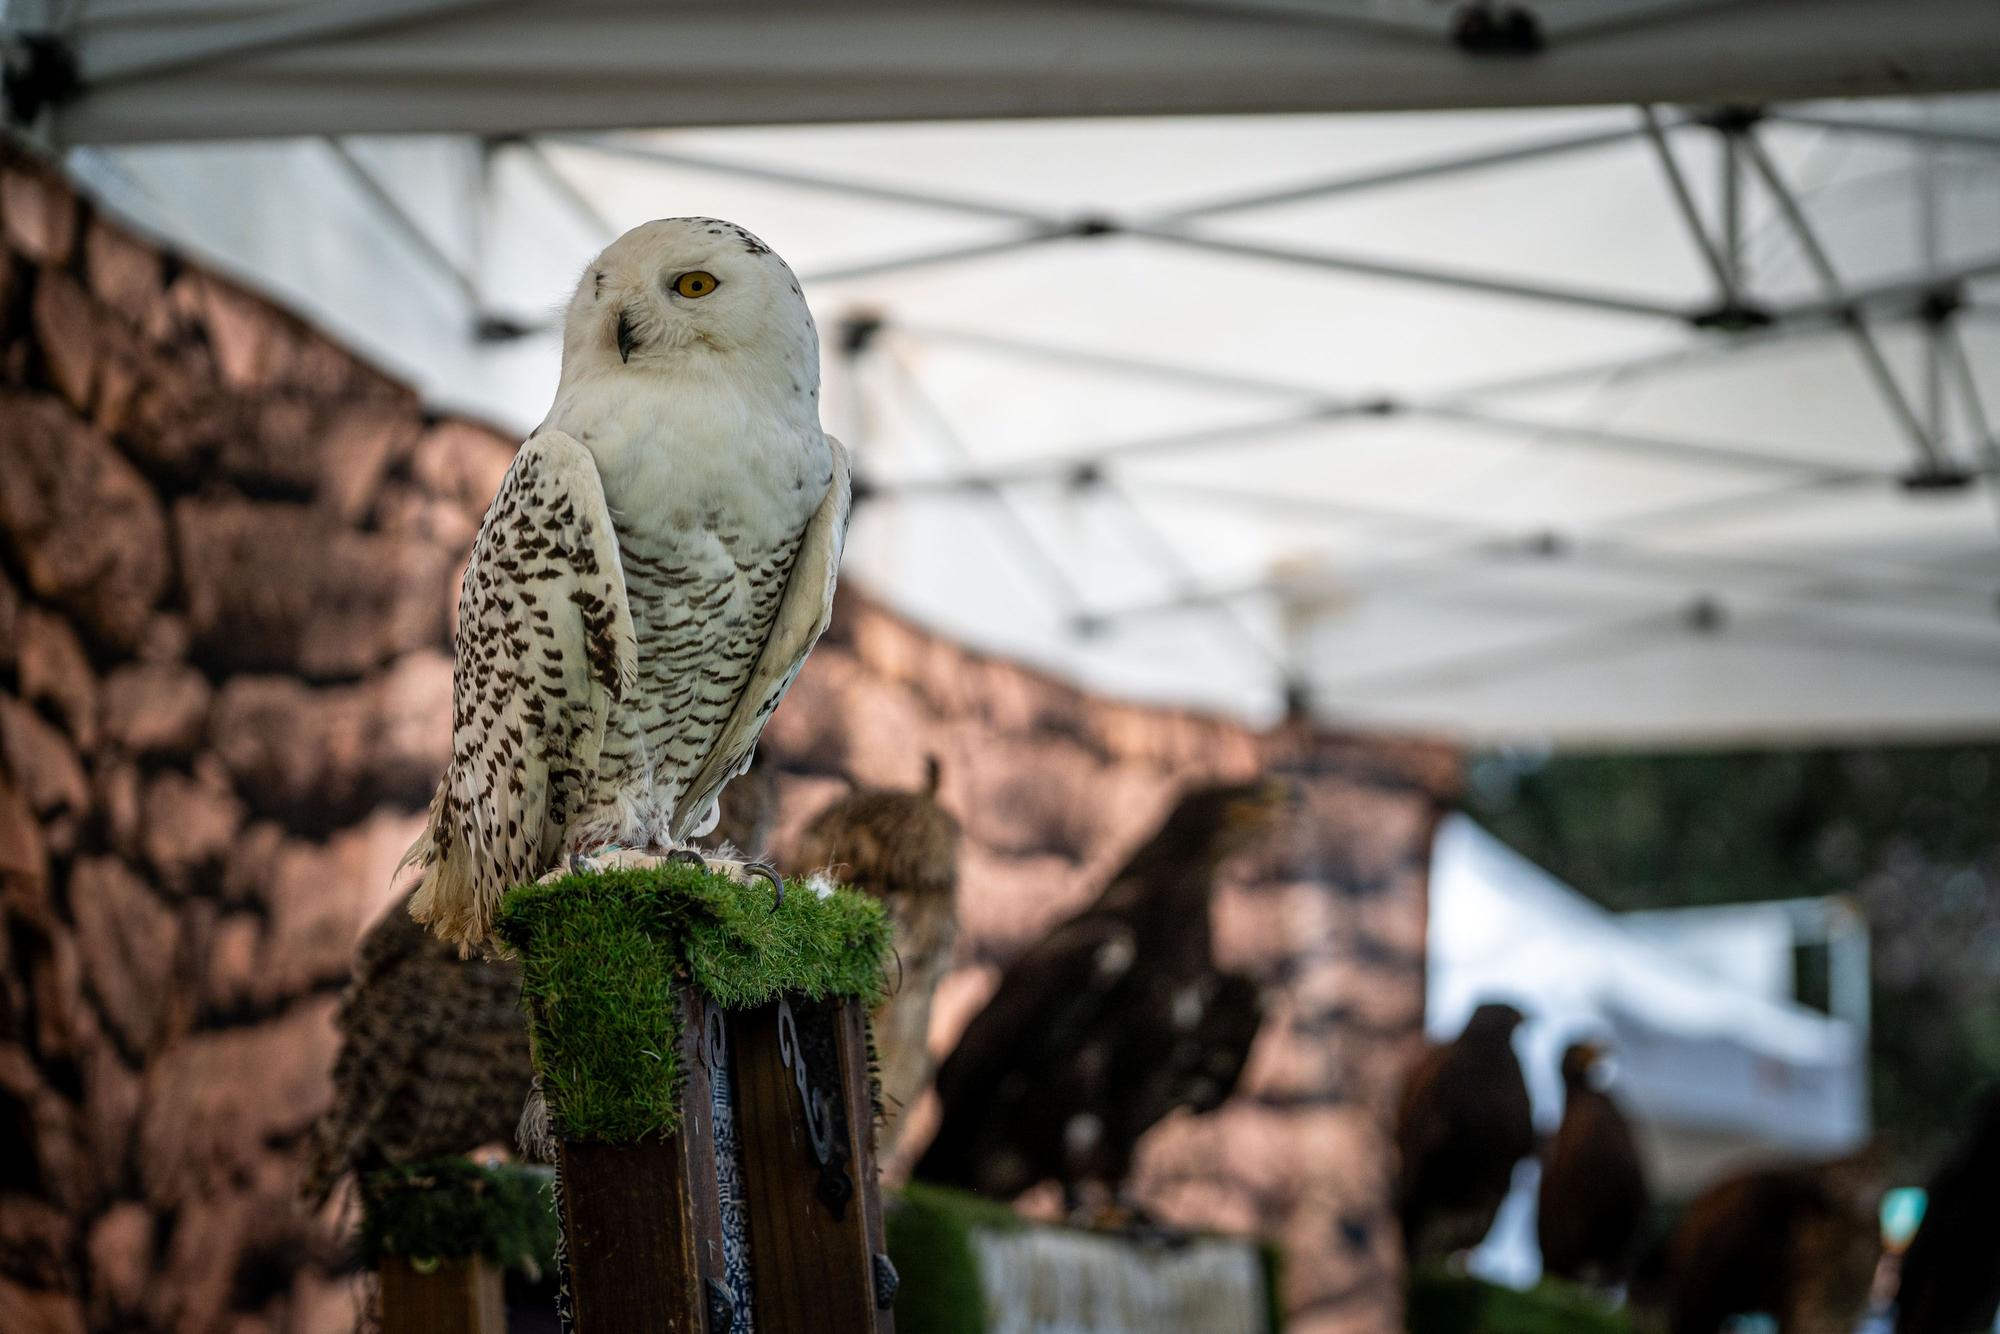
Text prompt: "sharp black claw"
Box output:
[[666, 848, 708, 870], [748, 860, 784, 911]]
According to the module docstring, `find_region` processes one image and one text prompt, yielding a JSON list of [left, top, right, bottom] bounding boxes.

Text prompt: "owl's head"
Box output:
[[562, 218, 818, 387]]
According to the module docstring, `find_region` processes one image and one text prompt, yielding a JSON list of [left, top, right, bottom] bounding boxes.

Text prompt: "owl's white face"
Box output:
[[561, 217, 818, 388]]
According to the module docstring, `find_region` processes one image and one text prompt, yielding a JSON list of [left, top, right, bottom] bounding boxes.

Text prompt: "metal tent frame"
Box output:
[[9, 1, 1999, 741]]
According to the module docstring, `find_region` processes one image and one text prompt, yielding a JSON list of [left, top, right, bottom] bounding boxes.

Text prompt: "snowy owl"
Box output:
[[403, 218, 850, 946]]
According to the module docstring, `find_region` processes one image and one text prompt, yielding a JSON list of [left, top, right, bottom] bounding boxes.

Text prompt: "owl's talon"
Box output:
[[656, 848, 779, 909], [745, 860, 785, 911]]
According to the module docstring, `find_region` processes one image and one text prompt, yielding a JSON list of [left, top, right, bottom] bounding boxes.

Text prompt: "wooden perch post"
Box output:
[[500, 864, 898, 1334], [554, 988, 729, 1332], [379, 1256, 506, 1334], [362, 1159, 558, 1334], [729, 997, 894, 1332]]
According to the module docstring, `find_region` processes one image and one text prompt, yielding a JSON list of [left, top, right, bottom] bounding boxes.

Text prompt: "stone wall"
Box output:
[[779, 607, 1453, 1333], [0, 139, 1455, 1334], [0, 138, 484, 1334]]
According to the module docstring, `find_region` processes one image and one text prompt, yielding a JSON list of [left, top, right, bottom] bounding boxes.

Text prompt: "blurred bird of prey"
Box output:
[[1537, 1039, 1650, 1287], [791, 756, 961, 1159], [913, 780, 1283, 1214], [1894, 1088, 2000, 1334], [1396, 1001, 1534, 1266], [1643, 1149, 1882, 1334], [303, 893, 533, 1204]]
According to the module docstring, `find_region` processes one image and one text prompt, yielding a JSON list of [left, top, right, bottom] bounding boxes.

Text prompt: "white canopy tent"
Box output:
[[7, 0, 2000, 744]]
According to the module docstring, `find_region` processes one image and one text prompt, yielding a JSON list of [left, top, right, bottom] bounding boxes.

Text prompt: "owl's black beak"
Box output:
[[615, 308, 639, 363]]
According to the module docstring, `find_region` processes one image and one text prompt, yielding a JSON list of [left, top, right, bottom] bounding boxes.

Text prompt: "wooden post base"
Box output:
[[558, 1138, 716, 1332], [554, 990, 894, 1334], [730, 996, 895, 1333], [556, 988, 728, 1333], [379, 1255, 506, 1334]]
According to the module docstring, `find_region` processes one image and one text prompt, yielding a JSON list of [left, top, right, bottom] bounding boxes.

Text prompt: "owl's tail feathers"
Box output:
[[399, 794, 492, 950]]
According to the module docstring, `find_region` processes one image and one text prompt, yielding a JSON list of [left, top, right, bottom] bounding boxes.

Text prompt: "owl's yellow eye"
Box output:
[[673, 271, 719, 299]]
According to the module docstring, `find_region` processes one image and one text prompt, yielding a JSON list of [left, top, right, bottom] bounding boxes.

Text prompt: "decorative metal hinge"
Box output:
[[775, 998, 833, 1161], [703, 999, 756, 1330], [775, 997, 853, 1219], [872, 1253, 900, 1310], [704, 999, 729, 1070]]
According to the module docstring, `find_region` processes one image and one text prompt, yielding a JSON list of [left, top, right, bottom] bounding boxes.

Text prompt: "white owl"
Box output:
[[402, 218, 850, 946]]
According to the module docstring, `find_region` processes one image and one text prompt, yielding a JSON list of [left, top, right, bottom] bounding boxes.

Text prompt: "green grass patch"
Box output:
[[359, 1158, 559, 1276], [497, 862, 889, 1144], [1258, 1237, 1285, 1334], [1407, 1266, 1633, 1334], [885, 1182, 1023, 1334], [885, 1182, 1288, 1333]]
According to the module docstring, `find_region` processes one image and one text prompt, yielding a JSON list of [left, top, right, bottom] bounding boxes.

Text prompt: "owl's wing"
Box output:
[[406, 429, 637, 945], [671, 435, 852, 839]]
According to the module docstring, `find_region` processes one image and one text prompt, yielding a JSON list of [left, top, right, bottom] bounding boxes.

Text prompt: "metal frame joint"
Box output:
[[1451, 3, 1544, 53]]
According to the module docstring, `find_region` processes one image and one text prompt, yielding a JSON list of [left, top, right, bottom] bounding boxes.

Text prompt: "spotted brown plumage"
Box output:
[[792, 757, 961, 1157], [402, 218, 850, 946], [913, 781, 1282, 1205], [303, 893, 533, 1204]]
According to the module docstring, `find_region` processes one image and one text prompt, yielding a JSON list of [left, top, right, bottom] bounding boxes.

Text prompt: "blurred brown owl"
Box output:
[[791, 757, 960, 1157], [304, 892, 533, 1203]]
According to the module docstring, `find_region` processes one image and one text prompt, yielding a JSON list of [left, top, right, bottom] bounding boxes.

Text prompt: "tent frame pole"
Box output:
[[83, 0, 530, 87]]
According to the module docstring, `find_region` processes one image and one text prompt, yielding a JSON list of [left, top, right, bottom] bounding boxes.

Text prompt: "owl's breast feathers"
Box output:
[[591, 513, 806, 835]]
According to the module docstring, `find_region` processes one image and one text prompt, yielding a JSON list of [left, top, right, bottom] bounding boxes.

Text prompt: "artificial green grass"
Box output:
[[359, 1158, 559, 1276], [884, 1182, 1024, 1334], [497, 862, 889, 1144], [885, 1181, 1289, 1333], [1407, 1266, 1634, 1334], [1258, 1237, 1286, 1334]]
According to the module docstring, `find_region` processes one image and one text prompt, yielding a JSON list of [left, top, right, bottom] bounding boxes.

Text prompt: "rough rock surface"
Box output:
[[772, 600, 1452, 1334], [0, 141, 450, 1334], [0, 393, 168, 653], [0, 139, 1453, 1334]]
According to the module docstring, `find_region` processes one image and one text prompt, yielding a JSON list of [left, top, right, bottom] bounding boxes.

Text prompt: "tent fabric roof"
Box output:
[[23, 0, 2000, 145], [1428, 815, 1864, 1131], [15, 3, 2000, 744]]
